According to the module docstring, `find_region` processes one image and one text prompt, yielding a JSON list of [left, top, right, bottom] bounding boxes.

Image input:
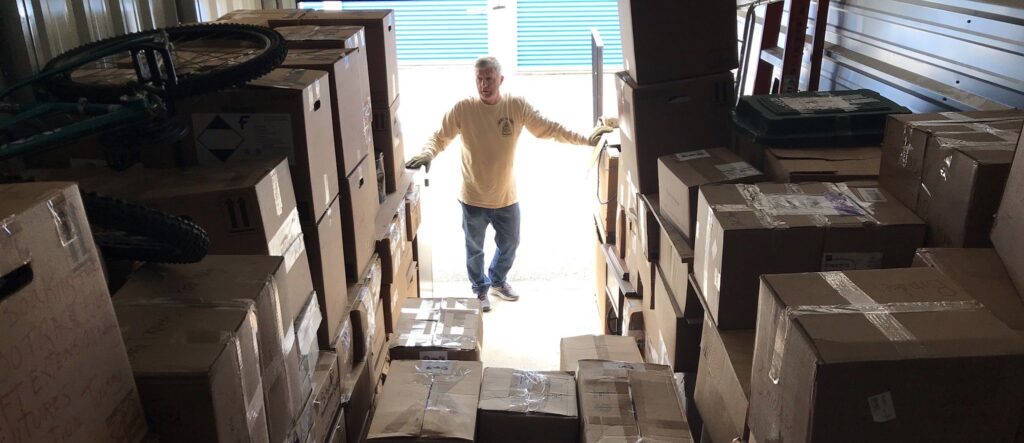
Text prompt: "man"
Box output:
[[406, 56, 612, 312]]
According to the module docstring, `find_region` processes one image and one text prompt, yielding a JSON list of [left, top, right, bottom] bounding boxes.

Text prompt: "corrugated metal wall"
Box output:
[[336, 0, 489, 63], [741, 0, 1024, 112], [516, 0, 622, 69]]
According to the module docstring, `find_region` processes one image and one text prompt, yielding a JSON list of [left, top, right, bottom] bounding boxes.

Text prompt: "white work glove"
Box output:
[[588, 125, 614, 146], [598, 116, 619, 128], [405, 153, 432, 171]]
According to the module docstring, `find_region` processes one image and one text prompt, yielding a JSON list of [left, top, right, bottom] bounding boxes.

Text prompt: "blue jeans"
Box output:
[[461, 201, 520, 294]]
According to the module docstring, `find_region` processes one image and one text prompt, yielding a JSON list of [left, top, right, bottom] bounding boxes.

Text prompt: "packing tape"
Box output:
[[506, 370, 554, 413], [592, 335, 610, 360], [379, 363, 472, 436], [768, 272, 984, 384], [246, 379, 266, 435]]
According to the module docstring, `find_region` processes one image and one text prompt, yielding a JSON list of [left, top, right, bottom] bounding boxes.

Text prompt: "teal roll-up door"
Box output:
[[517, 0, 622, 69], [333, 0, 488, 63]]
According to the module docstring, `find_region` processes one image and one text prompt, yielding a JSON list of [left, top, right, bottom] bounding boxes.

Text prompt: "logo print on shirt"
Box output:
[[498, 117, 514, 136]]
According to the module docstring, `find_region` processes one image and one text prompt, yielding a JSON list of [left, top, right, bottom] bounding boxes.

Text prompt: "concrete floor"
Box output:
[[398, 65, 619, 369]]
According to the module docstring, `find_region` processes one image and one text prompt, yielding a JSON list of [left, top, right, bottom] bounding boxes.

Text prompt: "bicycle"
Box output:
[[0, 23, 288, 263]]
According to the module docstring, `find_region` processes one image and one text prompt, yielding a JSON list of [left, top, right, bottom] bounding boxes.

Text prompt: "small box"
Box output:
[[597, 134, 621, 241], [390, 298, 483, 361], [559, 335, 644, 372], [577, 360, 690, 442], [645, 267, 702, 372], [294, 294, 324, 401], [0, 183, 147, 443], [405, 184, 422, 240], [344, 360, 374, 443], [993, 128, 1024, 293], [657, 220, 697, 315], [276, 25, 366, 52], [301, 195, 349, 347], [366, 361, 482, 442], [376, 197, 409, 286], [348, 259, 381, 365], [693, 182, 925, 329], [117, 304, 267, 442], [750, 268, 1024, 442], [341, 154, 382, 281], [311, 352, 343, 443], [658, 148, 765, 240], [179, 68, 340, 221], [478, 369, 579, 443], [617, 71, 734, 193], [372, 94, 405, 193], [913, 248, 1024, 332], [765, 147, 880, 183], [694, 317, 755, 443]]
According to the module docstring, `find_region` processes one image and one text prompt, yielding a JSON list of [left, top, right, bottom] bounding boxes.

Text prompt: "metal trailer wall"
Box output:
[[740, 0, 1024, 112]]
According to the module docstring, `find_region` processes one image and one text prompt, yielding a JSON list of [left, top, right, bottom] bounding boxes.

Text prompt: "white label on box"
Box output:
[[822, 252, 883, 271], [268, 209, 302, 257], [419, 360, 453, 374], [857, 188, 887, 203], [673, 150, 710, 162], [868, 392, 896, 423], [271, 169, 283, 216], [716, 161, 760, 180], [419, 351, 449, 360], [282, 233, 306, 273], [192, 113, 295, 164], [449, 326, 465, 336]]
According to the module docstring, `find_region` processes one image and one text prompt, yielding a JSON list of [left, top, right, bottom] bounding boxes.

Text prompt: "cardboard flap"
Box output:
[[779, 158, 839, 174]]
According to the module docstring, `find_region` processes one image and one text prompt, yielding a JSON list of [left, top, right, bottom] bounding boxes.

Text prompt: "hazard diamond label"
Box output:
[[192, 113, 294, 164]]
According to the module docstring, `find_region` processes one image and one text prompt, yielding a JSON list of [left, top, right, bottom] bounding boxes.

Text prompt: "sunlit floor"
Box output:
[[399, 65, 619, 369]]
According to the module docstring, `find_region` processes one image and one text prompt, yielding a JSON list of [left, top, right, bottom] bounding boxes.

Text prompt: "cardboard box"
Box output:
[[366, 360, 482, 442], [281, 48, 373, 178], [645, 267, 703, 372], [993, 127, 1024, 293], [595, 234, 611, 330], [576, 360, 691, 442], [179, 68, 340, 221], [615, 204, 629, 259], [693, 182, 925, 329], [390, 298, 483, 361], [765, 147, 881, 183], [291, 382, 317, 443], [117, 304, 267, 442], [341, 154, 381, 281], [283, 10, 399, 109], [749, 268, 1024, 442], [617, 0, 737, 83], [674, 372, 703, 442], [916, 121, 1022, 246], [597, 135, 621, 242], [372, 94, 405, 193], [616, 71, 734, 193], [349, 256, 383, 365], [299, 194, 350, 348], [559, 335, 644, 371], [478, 368, 579, 443], [0, 183, 146, 443], [376, 195, 409, 286], [657, 148, 766, 240], [295, 293, 324, 407], [694, 317, 755, 443], [344, 360, 373, 443], [622, 296, 645, 350], [332, 312, 356, 393], [405, 184, 422, 240], [381, 281, 401, 335], [112, 255, 307, 443], [326, 407, 348, 443], [276, 25, 366, 52], [625, 209, 653, 298], [312, 352, 343, 443], [217, 8, 305, 26], [637, 193, 660, 260], [370, 316, 391, 385], [878, 110, 1023, 209], [657, 218, 698, 315], [913, 248, 1024, 332]]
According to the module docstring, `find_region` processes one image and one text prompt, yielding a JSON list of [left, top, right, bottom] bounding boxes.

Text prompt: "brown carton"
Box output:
[[180, 68, 340, 221], [622, 296, 645, 349], [478, 369, 579, 443], [657, 218, 699, 316], [405, 184, 422, 240], [312, 352, 343, 443], [113, 255, 307, 443], [645, 267, 703, 372], [390, 298, 483, 361], [616, 71, 734, 193], [765, 147, 880, 183], [597, 135, 621, 242], [693, 182, 925, 329], [376, 193, 409, 286], [294, 293, 324, 408], [326, 407, 348, 443], [993, 127, 1024, 293], [559, 335, 643, 372], [276, 25, 366, 51], [750, 268, 1024, 442], [916, 120, 1022, 247], [283, 10, 399, 109], [577, 360, 692, 442], [117, 304, 268, 442], [913, 248, 1024, 332], [878, 109, 1023, 209], [217, 8, 305, 26], [0, 183, 146, 443], [280, 48, 373, 179], [617, 0, 737, 84], [342, 154, 381, 280], [349, 257, 383, 364], [301, 195, 349, 347], [657, 148, 765, 240], [291, 383, 317, 443], [694, 317, 755, 443], [343, 360, 373, 443], [366, 360, 482, 442], [372, 94, 405, 193]]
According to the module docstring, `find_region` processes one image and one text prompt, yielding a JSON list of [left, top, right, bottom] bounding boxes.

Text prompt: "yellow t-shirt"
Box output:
[[422, 94, 589, 208]]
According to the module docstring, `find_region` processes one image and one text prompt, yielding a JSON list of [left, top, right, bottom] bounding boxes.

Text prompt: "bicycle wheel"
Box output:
[[41, 23, 286, 102], [83, 193, 210, 264]]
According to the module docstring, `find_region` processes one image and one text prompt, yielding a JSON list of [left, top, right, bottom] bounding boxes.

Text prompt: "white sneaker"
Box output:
[[476, 292, 491, 312], [489, 282, 520, 301]]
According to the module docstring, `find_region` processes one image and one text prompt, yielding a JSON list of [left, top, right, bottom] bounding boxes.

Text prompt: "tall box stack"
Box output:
[[749, 268, 1024, 441], [879, 110, 1023, 247], [283, 10, 405, 194], [615, 0, 737, 197], [0, 183, 147, 443], [993, 125, 1024, 293]]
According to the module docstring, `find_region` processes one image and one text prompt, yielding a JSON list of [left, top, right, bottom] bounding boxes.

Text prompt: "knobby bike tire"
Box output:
[[82, 193, 209, 264], [41, 23, 286, 103]]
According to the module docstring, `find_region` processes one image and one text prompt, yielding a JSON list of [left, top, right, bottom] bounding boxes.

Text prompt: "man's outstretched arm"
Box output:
[[522, 101, 612, 146], [407, 104, 462, 169]]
